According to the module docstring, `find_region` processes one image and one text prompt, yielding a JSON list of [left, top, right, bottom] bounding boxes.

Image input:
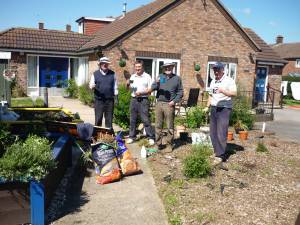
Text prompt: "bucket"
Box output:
[[227, 131, 234, 141], [239, 131, 248, 140]]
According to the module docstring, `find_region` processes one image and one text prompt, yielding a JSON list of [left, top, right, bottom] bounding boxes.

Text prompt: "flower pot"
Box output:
[[239, 131, 248, 140], [227, 131, 234, 141]]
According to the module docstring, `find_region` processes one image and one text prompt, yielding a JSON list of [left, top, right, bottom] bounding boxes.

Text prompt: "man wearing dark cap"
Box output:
[[206, 62, 237, 164], [151, 62, 183, 153], [89, 57, 118, 130]]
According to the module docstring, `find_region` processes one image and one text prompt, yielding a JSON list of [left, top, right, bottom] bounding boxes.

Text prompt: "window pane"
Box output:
[[28, 56, 37, 87], [229, 63, 237, 80], [136, 58, 153, 78]]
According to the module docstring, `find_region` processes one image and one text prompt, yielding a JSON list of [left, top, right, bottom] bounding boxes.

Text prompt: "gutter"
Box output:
[[0, 48, 94, 56]]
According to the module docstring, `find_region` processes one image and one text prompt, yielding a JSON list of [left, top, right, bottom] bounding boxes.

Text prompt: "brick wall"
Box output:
[[84, 20, 111, 35], [10, 52, 27, 93], [88, 0, 256, 97], [282, 59, 300, 75]]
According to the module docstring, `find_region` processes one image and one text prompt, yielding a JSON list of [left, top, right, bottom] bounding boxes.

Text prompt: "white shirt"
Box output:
[[89, 69, 118, 95], [129, 72, 152, 97], [209, 75, 237, 108]]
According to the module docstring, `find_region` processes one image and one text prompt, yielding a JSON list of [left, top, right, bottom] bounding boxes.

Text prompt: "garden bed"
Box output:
[[0, 134, 72, 225], [149, 130, 300, 225]]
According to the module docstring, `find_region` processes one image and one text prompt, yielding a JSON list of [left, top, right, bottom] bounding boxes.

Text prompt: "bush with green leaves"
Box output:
[[113, 84, 131, 129], [183, 144, 213, 178], [64, 79, 78, 98], [79, 83, 94, 106], [0, 135, 56, 182], [0, 124, 15, 157], [35, 97, 45, 107], [230, 94, 254, 130], [186, 106, 207, 128]]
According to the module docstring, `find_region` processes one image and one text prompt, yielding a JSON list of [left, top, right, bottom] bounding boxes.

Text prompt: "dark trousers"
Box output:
[[209, 106, 231, 158], [155, 101, 175, 146], [94, 98, 114, 129], [129, 98, 154, 139]]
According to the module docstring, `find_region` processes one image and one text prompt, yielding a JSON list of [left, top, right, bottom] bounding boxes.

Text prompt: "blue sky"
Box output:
[[0, 0, 299, 44]]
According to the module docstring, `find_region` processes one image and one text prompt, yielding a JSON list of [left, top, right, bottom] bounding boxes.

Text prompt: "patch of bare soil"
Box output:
[[149, 131, 300, 225]]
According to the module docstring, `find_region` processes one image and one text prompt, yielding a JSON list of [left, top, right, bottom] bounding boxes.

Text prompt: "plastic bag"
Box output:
[[92, 142, 121, 185], [115, 134, 142, 176]]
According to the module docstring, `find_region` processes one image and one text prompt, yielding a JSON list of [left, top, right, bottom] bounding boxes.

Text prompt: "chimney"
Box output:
[[276, 35, 283, 44], [38, 22, 44, 30], [123, 2, 127, 17], [66, 24, 71, 32]]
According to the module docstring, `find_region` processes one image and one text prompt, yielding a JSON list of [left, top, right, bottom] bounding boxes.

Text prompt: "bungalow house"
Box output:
[[0, 0, 286, 106], [271, 36, 300, 77]]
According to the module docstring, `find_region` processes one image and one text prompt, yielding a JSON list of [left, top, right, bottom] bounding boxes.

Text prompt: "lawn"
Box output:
[[11, 97, 44, 107], [283, 98, 300, 106]]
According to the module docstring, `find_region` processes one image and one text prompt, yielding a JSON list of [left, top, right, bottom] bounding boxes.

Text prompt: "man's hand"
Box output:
[[169, 101, 175, 107], [90, 83, 96, 89], [135, 91, 141, 96], [217, 87, 226, 95], [203, 107, 209, 113]]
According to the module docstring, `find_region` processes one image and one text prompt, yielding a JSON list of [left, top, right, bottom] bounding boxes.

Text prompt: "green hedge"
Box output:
[[78, 83, 94, 106], [113, 84, 131, 129]]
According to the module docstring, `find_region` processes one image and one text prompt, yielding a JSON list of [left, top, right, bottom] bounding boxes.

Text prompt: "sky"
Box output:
[[0, 0, 299, 44]]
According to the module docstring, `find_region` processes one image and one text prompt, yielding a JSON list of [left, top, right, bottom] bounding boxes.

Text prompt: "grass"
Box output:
[[11, 97, 45, 107], [196, 211, 215, 224], [283, 98, 300, 106], [256, 142, 269, 153]]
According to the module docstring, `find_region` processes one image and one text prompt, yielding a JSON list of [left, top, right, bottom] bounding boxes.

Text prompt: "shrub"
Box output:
[[230, 94, 254, 130], [34, 97, 45, 107], [113, 84, 131, 129], [64, 79, 78, 98], [186, 106, 207, 128], [10, 78, 27, 97], [183, 144, 213, 178], [0, 135, 56, 182], [256, 142, 268, 153], [79, 83, 94, 106], [0, 124, 15, 157]]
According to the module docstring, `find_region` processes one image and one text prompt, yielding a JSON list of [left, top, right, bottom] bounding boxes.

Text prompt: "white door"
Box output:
[[155, 58, 180, 80]]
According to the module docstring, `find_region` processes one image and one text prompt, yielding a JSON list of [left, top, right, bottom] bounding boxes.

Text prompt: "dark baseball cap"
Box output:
[[212, 62, 225, 69]]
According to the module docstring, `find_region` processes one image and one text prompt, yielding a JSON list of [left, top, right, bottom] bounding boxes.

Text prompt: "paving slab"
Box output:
[[49, 97, 168, 225]]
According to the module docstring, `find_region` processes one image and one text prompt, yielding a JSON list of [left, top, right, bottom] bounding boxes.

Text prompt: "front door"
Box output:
[[39, 57, 68, 95], [255, 67, 268, 102]]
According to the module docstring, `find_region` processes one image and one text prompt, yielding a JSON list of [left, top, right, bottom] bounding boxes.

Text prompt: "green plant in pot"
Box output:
[[194, 64, 201, 72], [233, 119, 248, 134]]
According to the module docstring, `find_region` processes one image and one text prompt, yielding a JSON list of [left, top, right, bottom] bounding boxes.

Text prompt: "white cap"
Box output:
[[98, 57, 111, 64]]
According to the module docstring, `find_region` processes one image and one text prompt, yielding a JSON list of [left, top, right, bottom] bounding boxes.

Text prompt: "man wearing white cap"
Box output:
[[151, 62, 183, 153], [206, 62, 237, 164], [89, 57, 118, 129]]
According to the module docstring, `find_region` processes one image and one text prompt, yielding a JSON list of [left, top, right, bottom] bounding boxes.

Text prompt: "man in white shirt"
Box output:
[[89, 57, 118, 130], [126, 60, 155, 145], [206, 62, 237, 164]]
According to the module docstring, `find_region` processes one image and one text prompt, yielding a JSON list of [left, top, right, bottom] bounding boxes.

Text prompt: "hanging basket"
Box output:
[[194, 64, 201, 72], [119, 59, 126, 67]]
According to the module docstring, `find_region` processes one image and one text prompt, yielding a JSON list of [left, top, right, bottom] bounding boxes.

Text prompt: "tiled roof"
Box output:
[[244, 28, 287, 64], [80, 0, 177, 50], [271, 43, 300, 59], [0, 28, 92, 52]]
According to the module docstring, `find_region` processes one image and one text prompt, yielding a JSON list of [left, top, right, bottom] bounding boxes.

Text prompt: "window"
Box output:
[[206, 61, 237, 89], [136, 57, 180, 82], [28, 56, 38, 87], [296, 59, 300, 68]]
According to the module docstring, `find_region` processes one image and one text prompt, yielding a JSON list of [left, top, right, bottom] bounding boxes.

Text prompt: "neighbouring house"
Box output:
[[0, 0, 286, 106], [271, 35, 300, 77], [244, 29, 287, 105]]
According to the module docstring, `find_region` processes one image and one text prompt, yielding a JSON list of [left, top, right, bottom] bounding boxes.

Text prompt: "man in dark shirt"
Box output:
[[151, 62, 183, 152], [89, 57, 118, 130]]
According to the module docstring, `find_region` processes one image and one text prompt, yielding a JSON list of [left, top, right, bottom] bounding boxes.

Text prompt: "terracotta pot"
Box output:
[[239, 131, 248, 140], [227, 131, 234, 141]]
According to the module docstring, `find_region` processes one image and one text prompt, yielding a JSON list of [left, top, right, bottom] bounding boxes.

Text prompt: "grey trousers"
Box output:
[[209, 106, 231, 158], [155, 101, 175, 146], [94, 98, 114, 129], [129, 97, 155, 139]]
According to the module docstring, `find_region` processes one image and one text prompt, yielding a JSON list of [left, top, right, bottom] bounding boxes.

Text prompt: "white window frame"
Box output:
[[135, 57, 181, 83], [296, 59, 300, 68], [206, 61, 237, 90]]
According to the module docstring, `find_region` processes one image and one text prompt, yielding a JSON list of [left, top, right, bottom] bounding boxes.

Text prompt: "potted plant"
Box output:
[[233, 120, 249, 140], [227, 131, 234, 141]]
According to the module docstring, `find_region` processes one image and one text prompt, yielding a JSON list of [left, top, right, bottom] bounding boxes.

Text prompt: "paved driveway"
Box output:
[[256, 107, 300, 143]]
